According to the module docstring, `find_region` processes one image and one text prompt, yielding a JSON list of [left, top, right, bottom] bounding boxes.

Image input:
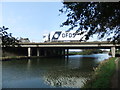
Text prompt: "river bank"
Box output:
[[1, 56, 55, 61], [1, 55, 66, 61], [82, 57, 118, 88], [111, 57, 120, 88], [1, 56, 31, 61]]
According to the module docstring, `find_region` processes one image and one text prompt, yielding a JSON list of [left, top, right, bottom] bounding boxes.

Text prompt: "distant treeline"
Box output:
[[69, 49, 103, 55]]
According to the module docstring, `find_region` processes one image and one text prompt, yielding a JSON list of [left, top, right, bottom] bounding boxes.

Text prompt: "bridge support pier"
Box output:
[[67, 49, 69, 55], [62, 49, 64, 56], [62, 49, 65, 56], [28, 47, 31, 57], [44, 49, 47, 56], [37, 48, 40, 56], [66, 49, 69, 59], [111, 47, 116, 57]]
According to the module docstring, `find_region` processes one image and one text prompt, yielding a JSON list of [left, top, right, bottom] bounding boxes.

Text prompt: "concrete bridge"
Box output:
[[2, 42, 120, 57]]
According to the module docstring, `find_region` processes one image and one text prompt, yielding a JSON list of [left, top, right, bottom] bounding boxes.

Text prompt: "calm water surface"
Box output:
[[2, 54, 110, 88]]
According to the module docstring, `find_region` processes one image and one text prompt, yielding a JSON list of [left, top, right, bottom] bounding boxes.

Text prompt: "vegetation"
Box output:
[[60, 2, 120, 43], [1, 56, 28, 61], [0, 26, 19, 46], [69, 49, 103, 55], [83, 57, 116, 88], [116, 49, 120, 53]]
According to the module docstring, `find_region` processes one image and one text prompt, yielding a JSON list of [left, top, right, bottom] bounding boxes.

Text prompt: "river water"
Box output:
[[2, 53, 110, 88]]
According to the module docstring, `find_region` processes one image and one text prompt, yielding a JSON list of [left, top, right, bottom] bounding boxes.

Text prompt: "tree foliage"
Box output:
[[0, 26, 19, 46], [60, 2, 120, 43]]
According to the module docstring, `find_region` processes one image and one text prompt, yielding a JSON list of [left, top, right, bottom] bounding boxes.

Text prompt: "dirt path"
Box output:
[[111, 57, 120, 88]]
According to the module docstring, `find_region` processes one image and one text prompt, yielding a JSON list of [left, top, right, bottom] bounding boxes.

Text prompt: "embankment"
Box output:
[[82, 57, 117, 88]]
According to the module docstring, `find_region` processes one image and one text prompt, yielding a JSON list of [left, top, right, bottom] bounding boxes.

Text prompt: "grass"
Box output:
[[82, 57, 116, 88], [118, 57, 120, 68]]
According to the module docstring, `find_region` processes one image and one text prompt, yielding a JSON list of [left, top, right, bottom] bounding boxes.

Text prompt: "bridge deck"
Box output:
[[15, 42, 120, 49], [19, 41, 114, 45]]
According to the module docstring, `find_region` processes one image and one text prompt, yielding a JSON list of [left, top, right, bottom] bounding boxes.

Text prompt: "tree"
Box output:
[[0, 26, 19, 46], [60, 1, 120, 43]]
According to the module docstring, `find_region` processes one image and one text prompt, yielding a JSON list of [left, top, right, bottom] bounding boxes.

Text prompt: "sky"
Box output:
[[1, 1, 100, 42], [2, 1, 70, 42]]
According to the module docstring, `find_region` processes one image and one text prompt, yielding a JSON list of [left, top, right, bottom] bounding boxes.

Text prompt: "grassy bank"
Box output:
[[82, 57, 116, 88]]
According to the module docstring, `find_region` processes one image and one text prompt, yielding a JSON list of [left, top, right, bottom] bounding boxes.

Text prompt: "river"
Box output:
[[2, 53, 110, 88]]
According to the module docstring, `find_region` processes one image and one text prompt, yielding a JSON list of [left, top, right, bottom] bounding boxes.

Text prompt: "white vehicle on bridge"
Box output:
[[43, 30, 88, 42]]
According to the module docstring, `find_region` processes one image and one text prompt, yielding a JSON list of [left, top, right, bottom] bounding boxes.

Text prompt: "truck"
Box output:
[[43, 30, 88, 42]]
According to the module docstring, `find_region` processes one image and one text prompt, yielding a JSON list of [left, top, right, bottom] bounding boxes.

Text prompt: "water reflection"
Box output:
[[43, 68, 91, 88], [44, 75, 87, 88], [42, 56, 98, 88], [2, 54, 110, 88], [27, 59, 31, 70]]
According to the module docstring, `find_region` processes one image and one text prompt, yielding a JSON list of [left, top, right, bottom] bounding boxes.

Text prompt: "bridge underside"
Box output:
[[2, 45, 120, 57]]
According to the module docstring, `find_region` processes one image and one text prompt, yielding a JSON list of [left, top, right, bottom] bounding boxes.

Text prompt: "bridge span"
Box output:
[[2, 42, 120, 57]]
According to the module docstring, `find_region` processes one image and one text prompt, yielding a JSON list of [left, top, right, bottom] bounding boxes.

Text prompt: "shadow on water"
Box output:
[[2, 53, 110, 88]]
